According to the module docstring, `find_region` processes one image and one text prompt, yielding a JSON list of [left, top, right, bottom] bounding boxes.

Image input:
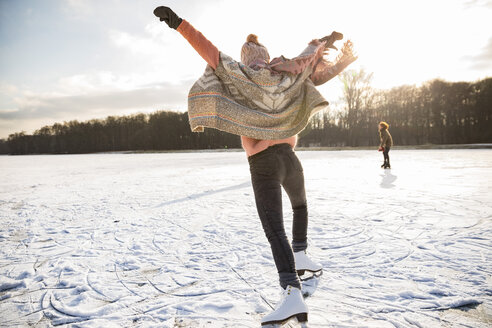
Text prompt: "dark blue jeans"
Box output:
[[383, 147, 391, 166], [248, 144, 308, 289]]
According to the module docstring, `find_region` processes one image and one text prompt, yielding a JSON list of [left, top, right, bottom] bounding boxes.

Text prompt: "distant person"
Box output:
[[378, 121, 393, 169], [154, 6, 356, 326]]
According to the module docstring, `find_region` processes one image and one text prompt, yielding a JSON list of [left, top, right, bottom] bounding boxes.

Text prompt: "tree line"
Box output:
[[1, 73, 491, 154], [0, 111, 241, 155], [299, 73, 492, 147]]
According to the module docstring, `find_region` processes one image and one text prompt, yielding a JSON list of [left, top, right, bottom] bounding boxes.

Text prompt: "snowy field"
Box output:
[[0, 149, 491, 328]]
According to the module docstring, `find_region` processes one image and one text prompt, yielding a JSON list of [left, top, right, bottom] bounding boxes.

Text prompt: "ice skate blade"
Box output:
[[297, 269, 323, 282], [262, 320, 309, 328], [261, 312, 308, 326]]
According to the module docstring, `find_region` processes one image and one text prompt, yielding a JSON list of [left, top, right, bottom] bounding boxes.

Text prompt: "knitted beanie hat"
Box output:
[[241, 34, 270, 67]]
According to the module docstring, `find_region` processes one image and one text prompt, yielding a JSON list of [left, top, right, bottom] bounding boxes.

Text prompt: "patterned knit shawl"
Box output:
[[188, 42, 329, 140]]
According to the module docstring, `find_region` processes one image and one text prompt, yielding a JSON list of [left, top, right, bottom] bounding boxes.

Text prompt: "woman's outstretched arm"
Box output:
[[154, 6, 219, 70], [177, 20, 220, 70]]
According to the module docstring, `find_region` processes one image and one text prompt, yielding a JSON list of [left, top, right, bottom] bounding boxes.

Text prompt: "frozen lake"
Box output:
[[1, 149, 491, 327]]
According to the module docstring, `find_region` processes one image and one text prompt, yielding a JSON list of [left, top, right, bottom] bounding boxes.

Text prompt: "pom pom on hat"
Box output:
[[246, 34, 259, 44]]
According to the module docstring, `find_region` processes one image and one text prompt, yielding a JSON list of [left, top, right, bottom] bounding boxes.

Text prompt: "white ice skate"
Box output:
[[294, 250, 323, 298], [261, 285, 308, 326], [294, 250, 323, 280]]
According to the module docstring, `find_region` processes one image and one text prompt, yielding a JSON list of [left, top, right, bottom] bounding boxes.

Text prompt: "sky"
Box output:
[[0, 0, 491, 139]]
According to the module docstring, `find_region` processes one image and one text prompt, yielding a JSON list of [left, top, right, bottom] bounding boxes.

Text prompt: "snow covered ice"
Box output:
[[0, 149, 491, 327]]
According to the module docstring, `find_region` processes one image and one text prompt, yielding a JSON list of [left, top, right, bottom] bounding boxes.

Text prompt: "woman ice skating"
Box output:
[[153, 6, 356, 326], [378, 121, 393, 169]]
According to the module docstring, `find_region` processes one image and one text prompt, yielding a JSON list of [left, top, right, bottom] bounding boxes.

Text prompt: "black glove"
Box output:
[[320, 31, 344, 50], [153, 6, 182, 29]]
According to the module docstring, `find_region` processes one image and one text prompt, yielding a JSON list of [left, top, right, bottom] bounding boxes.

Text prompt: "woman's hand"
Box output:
[[153, 6, 182, 29], [319, 31, 343, 50]]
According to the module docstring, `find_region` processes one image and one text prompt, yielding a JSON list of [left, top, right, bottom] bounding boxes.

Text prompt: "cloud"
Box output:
[[463, 0, 492, 9], [0, 80, 192, 122], [57, 71, 157, 94], [465, 37, 492, 70], [0, 82, 18, 94], [109, 23, 169, 56], [106, 22, 208, 85]]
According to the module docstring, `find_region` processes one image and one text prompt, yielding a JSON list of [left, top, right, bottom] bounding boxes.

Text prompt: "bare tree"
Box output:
[[339, 68, 374, 146]]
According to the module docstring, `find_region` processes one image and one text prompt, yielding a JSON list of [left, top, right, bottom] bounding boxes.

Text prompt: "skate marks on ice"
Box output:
[[301, 149, 492, 327], [0, 154, 261, 327], [152, 181, 251, 208], [1, 150, 491, 327], [0, 215, 258, 326]]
